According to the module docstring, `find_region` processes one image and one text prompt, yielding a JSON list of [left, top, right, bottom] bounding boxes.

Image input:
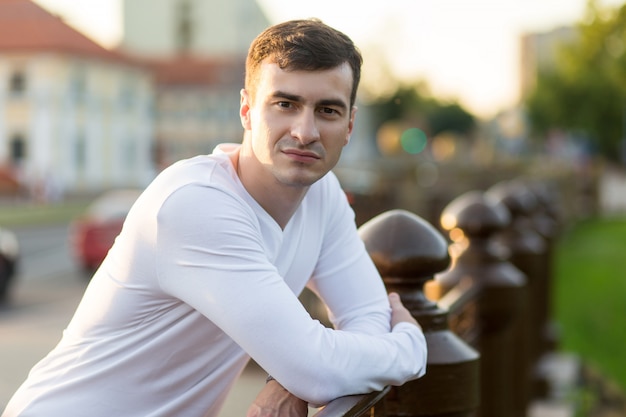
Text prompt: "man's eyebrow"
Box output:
[[318, 98, 348, 111], [272, 91, 302, 102], [271, 91, 348, 111]]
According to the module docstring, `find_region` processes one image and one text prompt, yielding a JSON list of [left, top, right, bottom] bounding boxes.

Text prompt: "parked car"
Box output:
[[0, 226, 19, 301], [69, 189, 142, 272]]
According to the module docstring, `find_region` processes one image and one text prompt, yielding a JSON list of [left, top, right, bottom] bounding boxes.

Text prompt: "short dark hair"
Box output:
[[245, 18, 363, 107]]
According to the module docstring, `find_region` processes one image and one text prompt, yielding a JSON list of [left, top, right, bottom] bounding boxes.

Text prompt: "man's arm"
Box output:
[[245, 293, 421, 417], [157, 184, 426, 405], [247, 380, 308, 417]]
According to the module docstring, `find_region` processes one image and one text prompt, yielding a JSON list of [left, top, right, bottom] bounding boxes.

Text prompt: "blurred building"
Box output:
[[0, 0, 378, 196], [147, 56, 244, 169], [120, 0, 270, 167], [519, 26, 578, 101], [0, 0, 155, 197], [517, 25, 591, 161], [121, 0, 269, 59], [485, 26, 580, 158]]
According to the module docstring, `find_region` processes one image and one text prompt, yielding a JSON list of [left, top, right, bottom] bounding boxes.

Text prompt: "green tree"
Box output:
[[428, 103, 476, 137], [369, 82, 476, 138], [525, 1, 626, 162]]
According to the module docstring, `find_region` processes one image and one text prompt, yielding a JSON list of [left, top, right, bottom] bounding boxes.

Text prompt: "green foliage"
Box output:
[[367, 83, 431, 128], [525, 2, 626, 161], [368, 82, 476, 138], [554, 216, 626, 391], [428, 103, 476, 137]]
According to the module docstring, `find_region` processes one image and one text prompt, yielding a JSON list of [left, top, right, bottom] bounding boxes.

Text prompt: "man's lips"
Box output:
[[282, 149, 321, 162]]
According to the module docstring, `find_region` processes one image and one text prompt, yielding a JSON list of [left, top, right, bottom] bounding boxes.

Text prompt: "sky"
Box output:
[[33, 0, 626, 118]]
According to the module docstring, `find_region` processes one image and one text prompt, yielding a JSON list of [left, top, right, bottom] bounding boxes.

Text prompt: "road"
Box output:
[[0, 224, 88, 408], [0, 223, 266, 415]]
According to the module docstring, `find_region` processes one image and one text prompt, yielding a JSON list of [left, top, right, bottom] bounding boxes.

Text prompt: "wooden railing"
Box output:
[[312, 388, 391, 417], [313, 179, 563, 417]]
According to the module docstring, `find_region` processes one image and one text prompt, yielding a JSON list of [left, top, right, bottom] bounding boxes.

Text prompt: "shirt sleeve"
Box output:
[[155, 183, 426, 405], [307, 174, 392, 336]]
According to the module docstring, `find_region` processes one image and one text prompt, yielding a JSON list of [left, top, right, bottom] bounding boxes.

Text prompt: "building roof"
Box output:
[[0, 0, 129, 62], [147, 55, 245, 87]]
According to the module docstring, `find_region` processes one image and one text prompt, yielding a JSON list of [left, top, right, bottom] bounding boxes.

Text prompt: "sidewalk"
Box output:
[[219, 362, 266, 416], [599, 165, 626, 215]]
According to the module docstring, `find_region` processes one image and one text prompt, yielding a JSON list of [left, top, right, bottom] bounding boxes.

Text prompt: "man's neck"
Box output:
[[230, 147, 307, 230]]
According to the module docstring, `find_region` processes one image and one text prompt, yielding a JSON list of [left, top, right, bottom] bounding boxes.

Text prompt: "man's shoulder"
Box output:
[[142, 152, 241, 212], [160, 152, 234, 184]]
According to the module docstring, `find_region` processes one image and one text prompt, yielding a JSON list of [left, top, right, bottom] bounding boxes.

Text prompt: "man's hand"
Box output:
[[246, 379, 308, 417], [389, 292, 420, 329]]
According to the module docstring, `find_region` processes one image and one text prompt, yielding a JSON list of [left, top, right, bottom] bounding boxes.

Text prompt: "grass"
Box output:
[[553, 216, 626, 393], [0, 199, 90, 228]]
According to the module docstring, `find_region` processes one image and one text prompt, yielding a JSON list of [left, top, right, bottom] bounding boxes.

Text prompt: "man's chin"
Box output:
[[278, 173, 323, 188]]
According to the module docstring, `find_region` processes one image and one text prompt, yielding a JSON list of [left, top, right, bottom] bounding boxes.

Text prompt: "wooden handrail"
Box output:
[[437, 275, 479, 312], [311, 387, 390, 417], [437, 277, 482, 346]]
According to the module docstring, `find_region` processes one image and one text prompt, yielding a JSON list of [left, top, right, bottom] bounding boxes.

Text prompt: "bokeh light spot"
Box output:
[[376, 122, 403, 156], [400, 128, 428, 154], [431, 132, 457, 161]]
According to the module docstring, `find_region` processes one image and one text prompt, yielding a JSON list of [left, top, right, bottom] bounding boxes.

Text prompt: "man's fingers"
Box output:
[[388, 292, 419, 328], [388, 292, 401, 305]]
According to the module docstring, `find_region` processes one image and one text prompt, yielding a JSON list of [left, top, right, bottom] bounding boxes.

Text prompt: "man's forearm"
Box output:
[[247, 379, 308, 417]]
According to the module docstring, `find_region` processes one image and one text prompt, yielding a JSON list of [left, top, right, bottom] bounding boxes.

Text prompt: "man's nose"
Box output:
[[291, 110, 320, 144]]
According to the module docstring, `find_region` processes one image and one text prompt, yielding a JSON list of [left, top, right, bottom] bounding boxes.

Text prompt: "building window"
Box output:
[[75, 135, 86, 172], [9, 70, 26, 95], [9, 134, 26, 164], [119, 77, 135, 110], [176, 0, 194, 53], [122, 138, 137, 175], [70, 66, 87, 102]]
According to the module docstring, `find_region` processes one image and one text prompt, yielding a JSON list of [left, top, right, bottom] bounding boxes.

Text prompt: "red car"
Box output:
[[69, 189, 142, 272]]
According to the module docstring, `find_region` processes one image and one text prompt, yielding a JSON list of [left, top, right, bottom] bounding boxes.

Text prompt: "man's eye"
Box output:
[[321, 107, 338, 115], [277, 101, 292, 108]]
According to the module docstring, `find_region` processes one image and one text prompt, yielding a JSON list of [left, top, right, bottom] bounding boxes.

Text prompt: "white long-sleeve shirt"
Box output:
[[3, 145, 426, 417]]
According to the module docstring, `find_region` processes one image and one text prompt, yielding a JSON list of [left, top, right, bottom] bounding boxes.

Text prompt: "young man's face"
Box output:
[[240, 61, 356, 189]]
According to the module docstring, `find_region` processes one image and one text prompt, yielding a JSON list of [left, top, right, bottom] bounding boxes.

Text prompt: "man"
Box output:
[[2, 19, 426, 417]]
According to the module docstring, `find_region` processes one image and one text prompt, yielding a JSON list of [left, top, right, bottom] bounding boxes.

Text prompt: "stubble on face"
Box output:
[[241, 62, 356, 190]]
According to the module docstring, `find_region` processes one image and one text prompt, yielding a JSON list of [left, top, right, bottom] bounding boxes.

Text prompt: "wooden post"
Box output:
[[436, 191, 527, 417], [486, 180, 546, 411], [524, 181, 565, 399], [528, 181, 561, 354], [358, 209, 480, 417]]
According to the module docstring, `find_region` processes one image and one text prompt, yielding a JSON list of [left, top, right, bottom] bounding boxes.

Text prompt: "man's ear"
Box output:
[[345, 106, 358, 146], [240, 89, 252, 130]]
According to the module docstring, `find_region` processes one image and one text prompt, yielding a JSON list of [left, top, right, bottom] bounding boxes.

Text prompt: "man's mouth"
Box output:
[[282, 149, 321, 163]]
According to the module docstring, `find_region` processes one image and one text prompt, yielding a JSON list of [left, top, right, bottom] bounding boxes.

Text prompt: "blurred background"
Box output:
[[1, 0, 625, 415], [0, 0, 625, 215]]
